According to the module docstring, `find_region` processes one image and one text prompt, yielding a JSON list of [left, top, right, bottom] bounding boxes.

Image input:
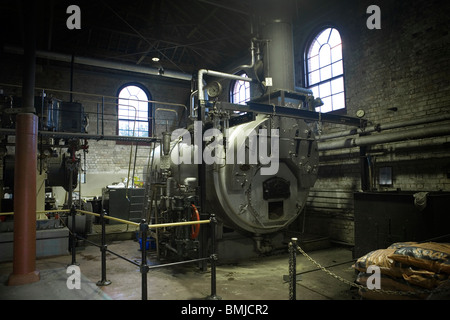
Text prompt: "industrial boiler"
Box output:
[[141, 4, 365, 261]]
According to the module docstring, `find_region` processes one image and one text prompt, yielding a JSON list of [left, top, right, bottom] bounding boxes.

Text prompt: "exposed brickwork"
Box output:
[[293, 0, 450, 244]]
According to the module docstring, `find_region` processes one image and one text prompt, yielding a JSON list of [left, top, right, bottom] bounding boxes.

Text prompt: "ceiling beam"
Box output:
[[196, 0, 250, 16]]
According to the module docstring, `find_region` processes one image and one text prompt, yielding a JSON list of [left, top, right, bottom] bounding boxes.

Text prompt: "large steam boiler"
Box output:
[[148, 105, 320, 259], [144, 6, 344, 260]]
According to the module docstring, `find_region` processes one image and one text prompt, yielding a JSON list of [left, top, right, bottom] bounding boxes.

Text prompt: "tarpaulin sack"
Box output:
[[354, 245, 449, 289], [388, 242, 450, 274], [401, 272, 448, 290], [387, 242, 417, 250], [354, 248, 401, 277], [356, 272, 427, 300]]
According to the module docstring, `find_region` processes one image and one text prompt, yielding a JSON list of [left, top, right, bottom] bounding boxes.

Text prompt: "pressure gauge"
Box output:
[[206, 81, 223, 98], [356, 109, 365, 118]]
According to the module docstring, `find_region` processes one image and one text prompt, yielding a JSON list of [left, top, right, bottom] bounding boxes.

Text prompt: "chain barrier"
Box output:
[[288, 240, 296, 300], [288, 238, 450, 300]]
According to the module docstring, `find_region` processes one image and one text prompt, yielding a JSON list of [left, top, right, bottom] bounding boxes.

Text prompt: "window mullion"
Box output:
[[307, 74, 343, 89]]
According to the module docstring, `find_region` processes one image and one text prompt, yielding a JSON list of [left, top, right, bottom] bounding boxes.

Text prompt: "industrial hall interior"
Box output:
[[0, 0, 450, 303]]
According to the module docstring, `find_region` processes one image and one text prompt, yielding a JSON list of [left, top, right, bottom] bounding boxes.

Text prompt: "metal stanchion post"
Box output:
[[140, 219, 149, 300], [207, 214, 221, 300], [289, 237, 298, 300], [97, 209, 111, 286], [69, 205, 78, 266]]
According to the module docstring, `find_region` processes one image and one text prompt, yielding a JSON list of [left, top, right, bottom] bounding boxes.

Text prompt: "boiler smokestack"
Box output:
[[257, 0, 296, 92]]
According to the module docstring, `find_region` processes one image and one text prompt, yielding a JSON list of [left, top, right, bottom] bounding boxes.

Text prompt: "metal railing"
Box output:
[[68, 207, 220, 300]]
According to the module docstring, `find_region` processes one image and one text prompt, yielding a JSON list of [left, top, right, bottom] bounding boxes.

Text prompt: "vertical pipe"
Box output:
[[8, 0, 39, 286], [102, 96, 104, 136], [97, 209, 111, 286], [21, 1, 37, 115], [8, 113, 40, 286], [197, 100, 208, 272], [207, 214, 221, 300], [360, 146, 370, 191], [97, 103, 99, 134], [140, 219, 149, 300], [70, 210, 77, 265], [70, 54, 74, 103]]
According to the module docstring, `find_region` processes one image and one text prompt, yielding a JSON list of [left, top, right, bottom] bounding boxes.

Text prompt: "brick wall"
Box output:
[[292, 0, 450, 245]]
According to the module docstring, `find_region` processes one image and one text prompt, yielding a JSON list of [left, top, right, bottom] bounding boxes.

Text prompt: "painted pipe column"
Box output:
[[8, 113, 40, 285]]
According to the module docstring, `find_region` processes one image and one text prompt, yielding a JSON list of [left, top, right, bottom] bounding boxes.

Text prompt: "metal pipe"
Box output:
[[8, 2, 40, 285], [20, 20, 36, 113], [4, 46, 192, 82], [70, 206, 77, 266], [190, 89, 198, 119], [197, 69, 253, 102], [207, 214, 221, 300], [319, 113, 450, 141], [96, 209, 111, 286], [318, 123, 450, 151], [0, 128, 160, 144], [236, 37, 258, 70], [76, 208, 211, 229], [140, 219, 149, 300], [8, 113, 40, 286]]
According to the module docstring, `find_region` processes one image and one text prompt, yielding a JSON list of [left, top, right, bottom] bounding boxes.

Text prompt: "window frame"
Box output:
[[304, 26, 346, 114], [116, 83, 152, 139], [229, 71, 251, 105]]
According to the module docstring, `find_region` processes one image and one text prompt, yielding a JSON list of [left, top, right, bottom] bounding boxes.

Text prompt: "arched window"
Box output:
[[230, 71, 250, 105], [117, 84, 151, 137], [306, 27, 345, 112]]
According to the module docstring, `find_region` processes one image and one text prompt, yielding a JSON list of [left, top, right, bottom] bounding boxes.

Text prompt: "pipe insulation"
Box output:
[[318, 123, 450, 151]]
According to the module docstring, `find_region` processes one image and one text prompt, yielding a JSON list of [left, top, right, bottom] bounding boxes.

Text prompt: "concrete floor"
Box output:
[[0, 239, 359, 301]]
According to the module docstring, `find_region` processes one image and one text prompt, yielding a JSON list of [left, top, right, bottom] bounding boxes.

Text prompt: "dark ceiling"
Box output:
[[1, 0, 263, 76]]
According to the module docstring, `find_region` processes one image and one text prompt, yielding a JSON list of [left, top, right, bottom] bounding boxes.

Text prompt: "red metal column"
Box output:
[[8, 113, 40, 286]]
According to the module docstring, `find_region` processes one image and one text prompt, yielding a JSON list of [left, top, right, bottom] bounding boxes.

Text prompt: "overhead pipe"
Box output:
[[318, 123, 450, 151], [4, 45, 192, 82], [197, 69, 253, 102]]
